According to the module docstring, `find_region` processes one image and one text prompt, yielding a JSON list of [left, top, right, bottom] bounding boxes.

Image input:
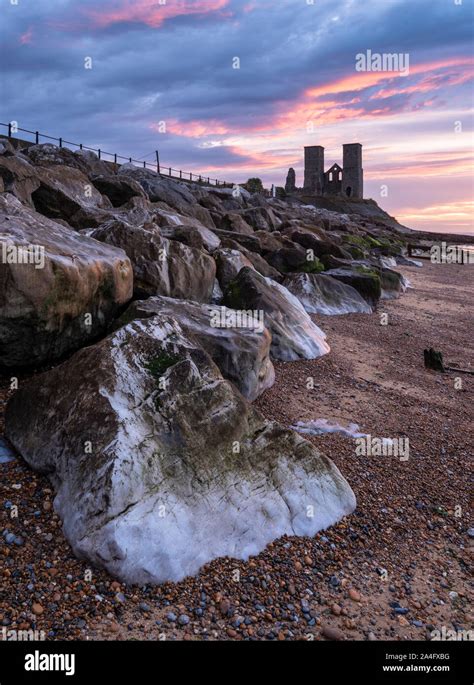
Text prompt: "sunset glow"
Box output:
[[2, 0, 473, 233]]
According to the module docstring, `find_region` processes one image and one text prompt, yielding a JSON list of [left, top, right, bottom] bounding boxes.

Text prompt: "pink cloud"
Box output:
[[19, 27, 33, 45], [86, 0, 230, 29], [159, 119, 232, 137], [159, 56, 474, 143]]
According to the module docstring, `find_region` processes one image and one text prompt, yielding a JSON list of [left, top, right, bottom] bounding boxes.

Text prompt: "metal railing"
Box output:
[[0, 122, 232, 187]]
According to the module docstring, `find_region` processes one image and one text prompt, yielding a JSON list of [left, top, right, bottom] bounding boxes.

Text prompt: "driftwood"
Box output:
[[445, 366, 474, 376]]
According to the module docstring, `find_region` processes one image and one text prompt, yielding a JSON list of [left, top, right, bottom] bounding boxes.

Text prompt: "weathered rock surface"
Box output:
[[23, 143, 111, 177], [31, 165, 111, 228], [119, 296, 275, 400], [217, 212, 254, 235], [0, 193, 132, 368], [214, 248, 255, 289], [380, 268, 407, 299], [324, 268, 381, 308], [0, 154, 41, 207], [5, 315, 356, 584], [91, 174, 147, 207], [282, 273, 372, 315], [0, 150, 112, 228], [224, 267, 330, 361], [159, 222, 220, 253], [90, 219, 216, 302]]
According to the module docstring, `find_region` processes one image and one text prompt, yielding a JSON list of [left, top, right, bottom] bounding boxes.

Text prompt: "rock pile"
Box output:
[[0, 139, 410, 582]]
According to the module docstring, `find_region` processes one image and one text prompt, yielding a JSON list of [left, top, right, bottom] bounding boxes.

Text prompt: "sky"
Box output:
[[1, 0, 473, 234]]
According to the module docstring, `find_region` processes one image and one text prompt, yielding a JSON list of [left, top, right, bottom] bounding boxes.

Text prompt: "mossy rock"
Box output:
[[380, 268, 403, 292], [299, 258, 325, 274], [326, 267, 381, 307], [145, 352, 181, 379], [345, 244, 367, 260]]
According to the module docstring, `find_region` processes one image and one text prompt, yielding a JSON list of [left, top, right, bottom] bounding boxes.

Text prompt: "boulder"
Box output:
[[0, 193, 132, 368], [324, 268, 381, 307], [159, 225, 205, 251], [90, 219, 216, 302], [118, 165, 194, 208], [282, 273, 372, 315], [117, 166, 217, 227], [395, 255, 423, 268], [0, 155, 41, 207], [212, 229, 262, 254], [223, 267, 330, 361], [240, 206, 278, 231], [380, 268, 406, 299], [5, 315, 355, 584], [214, 248, 255, 289], [291, 232, 352, 260], [159, 223, 220, 253], [0, 138, 16, 156], [218, 212, 254, 235], [0, 152, 115, 229], [253, 230, 286, 254], [90, 174, 147, 207], [219, 238, 282, 281], [21, 144, 113, 177], [118, 296, 275, 400], [266, 244, 312, 274]]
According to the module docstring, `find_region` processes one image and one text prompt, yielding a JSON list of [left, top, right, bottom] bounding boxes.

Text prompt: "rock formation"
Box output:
[[1, 138, 413, 584], [5, 316, 356, 584]]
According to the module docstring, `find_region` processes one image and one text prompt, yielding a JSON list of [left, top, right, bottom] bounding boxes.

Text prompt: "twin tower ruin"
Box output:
[[285, 143, 363, 199]]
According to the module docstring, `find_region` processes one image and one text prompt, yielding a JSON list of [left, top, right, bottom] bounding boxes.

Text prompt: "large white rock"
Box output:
[[119, 295, 275, 401], [223, 267, 330, 361], [5, 316, 356, 584], [283, 273, 372, 315]]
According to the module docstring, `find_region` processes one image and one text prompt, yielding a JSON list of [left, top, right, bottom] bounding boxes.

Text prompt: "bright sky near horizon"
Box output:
[[2, 0, 473, 233]]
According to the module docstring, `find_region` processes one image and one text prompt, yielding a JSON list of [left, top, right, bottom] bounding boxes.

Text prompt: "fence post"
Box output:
[[155, 150, 160, 175], [8, 123, 12, 137], [169, 167, 171, 176], [59, 138, 62, 148], [180, 170, 182, 179], [143, 161, 146, 168], [80, 144, 83, 150], [114, 153, 117, 164], [98, 149, 101, 159], [190, 173, 192, 181], [35, 131, 39, 144]]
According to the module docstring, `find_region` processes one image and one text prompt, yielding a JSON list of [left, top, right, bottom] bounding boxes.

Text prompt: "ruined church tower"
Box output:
[[303, 146, 324, 194], [300, 143, 364, 199], [342, 143, 363, 199]]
